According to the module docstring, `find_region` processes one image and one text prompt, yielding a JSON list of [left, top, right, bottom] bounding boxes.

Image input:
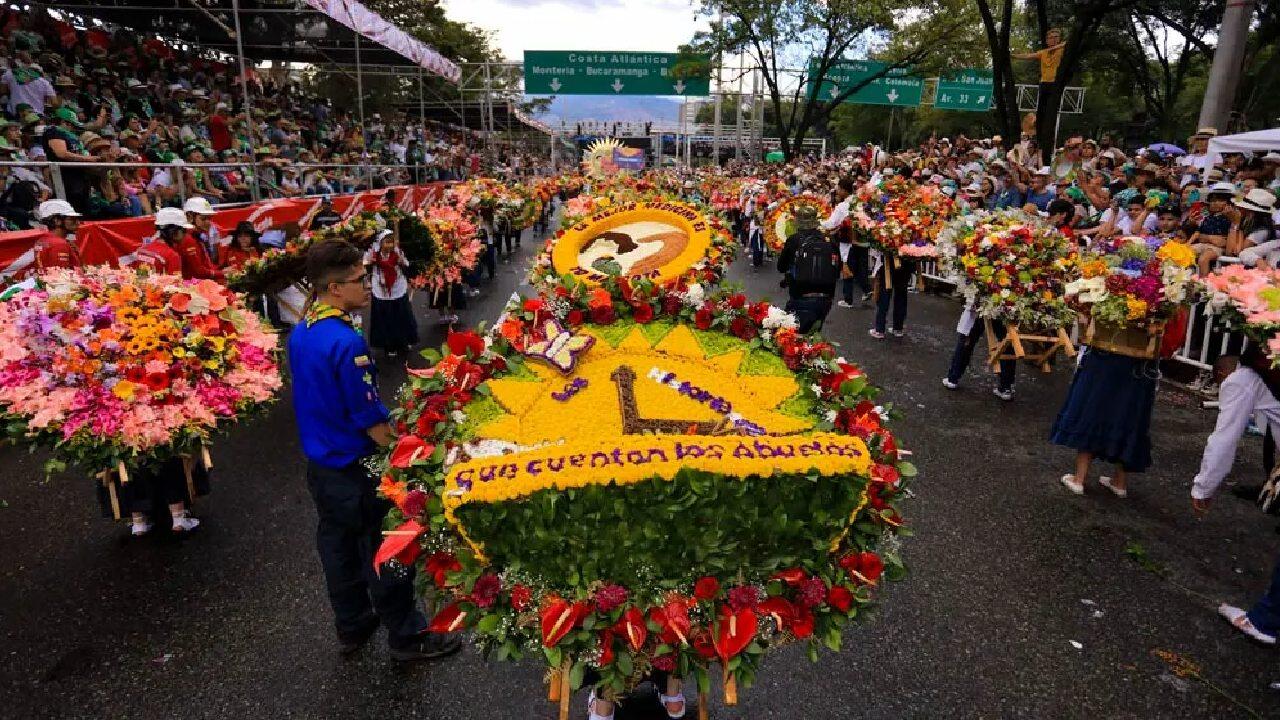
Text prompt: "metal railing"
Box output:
[[0, 159, 469, 210]]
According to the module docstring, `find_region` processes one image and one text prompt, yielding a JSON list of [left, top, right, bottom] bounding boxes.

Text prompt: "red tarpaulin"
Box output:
[[0, 183, 449, 280]]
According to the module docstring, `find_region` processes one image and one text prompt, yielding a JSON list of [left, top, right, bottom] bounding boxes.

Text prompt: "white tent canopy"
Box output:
[[1207, 128, 1280, 158]]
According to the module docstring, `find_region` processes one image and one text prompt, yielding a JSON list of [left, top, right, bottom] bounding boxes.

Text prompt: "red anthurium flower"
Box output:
[[828, 585, 854, 613], [540, 599, 589, 647], [648, 598, 693, 646], [693, 576, 720, 601], [371, 519, 423, 574], [389, 435, 434, 469], [599, 628, 616, 666], [690, 629, 717, 660], [522, 298, 545, 314], [712, 605, 757, 661], [872, 463, 900, 486], [415, 409, 445, 437], [446, 330, 485, 358], [566, 309, 585, 326], [841, 551, 885, 586], [428, 601, 469, 633], [757, 596, 795, 631], [770, 568, 806, 587], [613, 607, 647, 651], [790, 605, 815, 639]]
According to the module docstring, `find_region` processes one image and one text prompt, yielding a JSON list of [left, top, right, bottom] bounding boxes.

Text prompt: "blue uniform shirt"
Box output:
[[1026, 188, 1056, 212], [288, 307, 390, 469]]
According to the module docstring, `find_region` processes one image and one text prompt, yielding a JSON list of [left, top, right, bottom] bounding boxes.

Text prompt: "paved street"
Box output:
[[2, 232, 1278, 719]]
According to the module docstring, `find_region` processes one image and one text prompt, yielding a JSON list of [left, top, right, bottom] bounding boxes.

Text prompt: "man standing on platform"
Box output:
[[288, 241, 460, 662]]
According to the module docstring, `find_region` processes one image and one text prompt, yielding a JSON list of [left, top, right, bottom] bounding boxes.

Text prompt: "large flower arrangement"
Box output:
[[410, 205, 482, 294], [373, 278, 913, 700], [1203, 265, 1280, 364], [1064, 236, 1197, 328], [763, 194, 833, 252], [938, 210, 1078, 329], [0, 267, 281, 473], [854, 178, 956, 257], [531, 200, 733, 292], [226, 210, 388, 294]]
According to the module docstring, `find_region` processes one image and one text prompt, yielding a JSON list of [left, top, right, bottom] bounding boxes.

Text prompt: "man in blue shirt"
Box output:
[[288, 241, 459, 662], [1025, 166, 1057, 212]]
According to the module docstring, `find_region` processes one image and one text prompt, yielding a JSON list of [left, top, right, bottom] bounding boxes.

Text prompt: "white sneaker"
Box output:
[[837, 300, 854, 308], [992, 387, 1013, 402], [131, 520, 153, 537], [942, 378, 958, 390], [1060, 474, 1085, 495], [171, 514, 201, 532], [1098, 476, 1127, 498], [1219, 604, 1277, 645], [587, 689, 614, 720]]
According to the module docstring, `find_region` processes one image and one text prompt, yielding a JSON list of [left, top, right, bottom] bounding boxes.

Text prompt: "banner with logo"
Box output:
[[0, 183, 450, 281]]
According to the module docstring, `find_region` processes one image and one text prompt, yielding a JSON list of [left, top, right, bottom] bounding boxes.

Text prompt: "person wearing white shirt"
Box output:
[[1098, 196, 1158, 237], [3, 65, 56, 115], [362, 229, 417, 358], [1194, 351, 1280, 646], [819, 177, 869, 307]]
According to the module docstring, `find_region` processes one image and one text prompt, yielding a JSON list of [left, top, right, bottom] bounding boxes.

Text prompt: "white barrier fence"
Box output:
[[914, 258, 1236, 386]]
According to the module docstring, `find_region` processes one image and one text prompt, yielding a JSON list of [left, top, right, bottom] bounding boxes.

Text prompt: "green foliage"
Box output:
[[455, 468, 868, 601]]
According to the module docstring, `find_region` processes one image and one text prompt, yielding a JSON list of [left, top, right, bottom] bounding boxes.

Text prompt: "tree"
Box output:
[[973, 0, 1022, 141], [686, 0, 977, 159]]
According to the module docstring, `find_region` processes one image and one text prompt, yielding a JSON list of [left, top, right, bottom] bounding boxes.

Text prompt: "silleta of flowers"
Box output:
[[410, 204, 482, 294], [854, 178, 956, 257], [763, 194, 833, 252], [372, 277, 913, 701], [1064, 236, 1197, 328], [227, 210, 387, 294], [938, 210, 1078, 329], [1203, 264, 1280, 364], [531, 200, 733, 291], [0, 267, 281, 473]]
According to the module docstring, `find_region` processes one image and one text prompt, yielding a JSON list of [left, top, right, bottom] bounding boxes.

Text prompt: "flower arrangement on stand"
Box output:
[[0, 267, 281, 475], [763, 195, 833, 252], [854, 178, 956, 258], [410, 204, 482, 294], [1064, 236, 1198, 357], [372, 278, 914, 706], [1202, 264, 1280, 364], [938, 210, 1078, 329], [227, 210, 390, 294]]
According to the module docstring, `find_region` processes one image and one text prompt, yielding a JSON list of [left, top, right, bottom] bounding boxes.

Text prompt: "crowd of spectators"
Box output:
[[0, 8, 486, 230]]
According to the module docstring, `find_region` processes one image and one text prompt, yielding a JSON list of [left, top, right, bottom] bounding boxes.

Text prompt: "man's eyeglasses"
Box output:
[[336, 273, 370, 288]]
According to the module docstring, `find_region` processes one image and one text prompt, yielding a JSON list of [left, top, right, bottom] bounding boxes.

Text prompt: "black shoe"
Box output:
[[389, 633, 463, 662], [337, 613, 381, 654], [1230, 484, 1264, 502]]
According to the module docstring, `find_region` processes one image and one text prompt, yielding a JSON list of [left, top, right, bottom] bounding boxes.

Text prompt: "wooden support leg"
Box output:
[[698, 691, 709, 720], [723, 665, 738, 706], [558, 660, 571, 720], [1007, 326, 1026, 358], [547, 668, 562, 703]]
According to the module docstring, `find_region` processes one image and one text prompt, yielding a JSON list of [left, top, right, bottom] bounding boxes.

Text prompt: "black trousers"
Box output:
[[306, 461, 427, 648], [873, 259, 915, 332], [946, 318, 1016, 391], [841, 246, 872, 302], [785, 294, 833, 334]]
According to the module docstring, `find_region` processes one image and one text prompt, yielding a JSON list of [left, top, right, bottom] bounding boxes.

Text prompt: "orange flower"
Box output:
[[168, 292, 192, 313], [587, 288, 612, 311]]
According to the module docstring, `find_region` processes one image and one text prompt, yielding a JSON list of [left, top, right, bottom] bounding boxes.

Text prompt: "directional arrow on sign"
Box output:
[[829, 84, 841, 100], [673, 79, 686, 94], [549, 77, 562, 92], [611, 78, 624, 93], [976, 95, 987, 105], [887, 88, 899, 103]]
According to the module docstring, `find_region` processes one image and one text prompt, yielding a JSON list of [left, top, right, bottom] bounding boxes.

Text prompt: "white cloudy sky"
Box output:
[[441, 0, 712, 62]]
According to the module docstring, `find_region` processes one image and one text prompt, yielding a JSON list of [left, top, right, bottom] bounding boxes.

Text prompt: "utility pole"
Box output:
[[1197, 0, 1255, 133]]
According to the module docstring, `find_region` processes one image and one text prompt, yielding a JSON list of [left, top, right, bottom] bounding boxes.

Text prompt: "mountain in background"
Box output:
[[529, 95, 684, 125]]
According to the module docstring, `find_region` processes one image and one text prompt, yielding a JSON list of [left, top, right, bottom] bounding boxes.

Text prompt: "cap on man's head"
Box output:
[[51, 107, 81, 127]]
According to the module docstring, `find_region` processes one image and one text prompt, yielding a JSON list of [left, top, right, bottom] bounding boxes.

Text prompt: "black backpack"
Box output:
[[791, 230, 840, 287]]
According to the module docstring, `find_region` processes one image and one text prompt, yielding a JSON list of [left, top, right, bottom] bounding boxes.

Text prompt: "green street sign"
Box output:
[[808, 59, 923, 107], [935, 69, 994, 112], [523, 51, 710, 96]]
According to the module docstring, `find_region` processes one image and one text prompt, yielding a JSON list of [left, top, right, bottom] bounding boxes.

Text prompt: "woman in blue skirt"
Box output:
[[1050, 347, 1159, 497]]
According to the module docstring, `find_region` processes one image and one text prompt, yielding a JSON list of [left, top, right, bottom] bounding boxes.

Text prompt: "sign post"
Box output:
[[524, 51, 710, 96], [934, 69, 994, 112], [808, 60, 923, 107]]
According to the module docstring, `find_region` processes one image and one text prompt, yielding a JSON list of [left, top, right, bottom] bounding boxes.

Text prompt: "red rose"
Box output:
[[748, 301, 770, 323], [652, 654, 676, 672], [510, 583, 533, 611], [590, 305, 616, 324], [566, 309, 585, 326], [729, 316, 756, 340], [662, 294, 683, 316], [693, 576, 720, 601], [828, 585, 854, 613], [470, 573, 501, 609], [399, 489, 428, 517], [633, 302, 655, 324], [727, 293, 747, 309], [694, 307, 714, 330]]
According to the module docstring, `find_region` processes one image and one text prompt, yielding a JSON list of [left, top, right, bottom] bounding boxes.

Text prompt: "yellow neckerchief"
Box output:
[[304, 300, 353, 329]]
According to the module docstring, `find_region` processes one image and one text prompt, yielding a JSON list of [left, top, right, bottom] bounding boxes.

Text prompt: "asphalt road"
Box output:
[[2, 227, 1278, 720]]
